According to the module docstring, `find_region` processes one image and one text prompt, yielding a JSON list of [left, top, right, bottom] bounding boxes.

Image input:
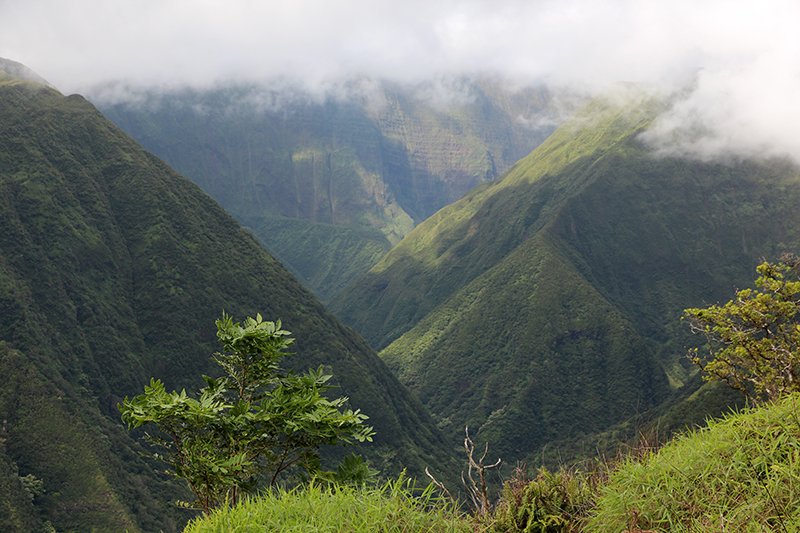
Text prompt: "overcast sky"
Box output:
[[2, 0, 800, 161]]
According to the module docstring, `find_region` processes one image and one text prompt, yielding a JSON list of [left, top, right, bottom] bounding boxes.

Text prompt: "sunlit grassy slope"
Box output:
[[182, 389, 800, 533], [183, 479, 471, 533], [592, 393, 800, 531], [331, 85, 800, 464], [0, 72, 460, 532]]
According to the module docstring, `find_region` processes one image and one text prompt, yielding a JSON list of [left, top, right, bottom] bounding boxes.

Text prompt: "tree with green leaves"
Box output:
[[684, 254, 800, 401], [119, 313, 374, 514]]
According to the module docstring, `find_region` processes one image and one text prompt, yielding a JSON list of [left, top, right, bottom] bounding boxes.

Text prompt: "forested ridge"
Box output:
[[0, 71, 458, 532], [332, 87, 800, 464]]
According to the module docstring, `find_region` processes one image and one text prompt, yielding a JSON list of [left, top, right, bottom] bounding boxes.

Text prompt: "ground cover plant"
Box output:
[[182, 475, 473, 533], [590, 393, 800, 532]]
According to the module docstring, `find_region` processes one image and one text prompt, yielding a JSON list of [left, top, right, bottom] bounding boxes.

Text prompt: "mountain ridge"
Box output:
[[0, 71, 459, 532], [330, 87, 800, 462]]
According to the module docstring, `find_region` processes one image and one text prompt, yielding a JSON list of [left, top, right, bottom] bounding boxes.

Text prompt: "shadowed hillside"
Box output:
[[0, 70, 458, 532]]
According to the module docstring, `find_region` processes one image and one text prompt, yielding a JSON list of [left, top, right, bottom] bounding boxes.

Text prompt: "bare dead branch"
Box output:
[[461, 426, 501, 516], [425, 467, 456, 506]]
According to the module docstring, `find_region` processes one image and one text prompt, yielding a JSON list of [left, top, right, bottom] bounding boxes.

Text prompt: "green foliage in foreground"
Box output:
[[491, 467, 597, 533], [685, 255, 800, 401], [591, 394, 800, 532], [180, 395, 800, 533], [183, 477, 471, 533], [120, 313, 373, 514]]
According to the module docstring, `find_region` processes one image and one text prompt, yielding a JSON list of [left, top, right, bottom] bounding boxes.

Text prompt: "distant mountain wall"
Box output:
[[94, 78, 566, 300]]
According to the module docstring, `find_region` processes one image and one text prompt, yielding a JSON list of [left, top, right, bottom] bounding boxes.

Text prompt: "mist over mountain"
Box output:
[[6, 1, 800, 175], [0, 57, 54, 88], [94, 77, 571, 301], [0, 70, 459, 531], [331, 86, 800, 462], [4, 0, 800, 516]]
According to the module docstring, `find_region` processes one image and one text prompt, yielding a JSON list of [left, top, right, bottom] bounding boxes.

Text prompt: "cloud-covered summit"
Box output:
[[2, 0, 799, 163]]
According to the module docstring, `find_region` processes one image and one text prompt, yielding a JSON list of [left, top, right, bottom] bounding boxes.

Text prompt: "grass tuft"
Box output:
[[183, 475, 473, 533]]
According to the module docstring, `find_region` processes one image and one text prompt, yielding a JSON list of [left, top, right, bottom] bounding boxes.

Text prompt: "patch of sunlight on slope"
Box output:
[[369, 84, 666, 275]]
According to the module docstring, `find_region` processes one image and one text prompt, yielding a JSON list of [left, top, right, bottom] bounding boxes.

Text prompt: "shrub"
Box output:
[[490, 466, 597, 533], [685, 254, 800, 401], [119, 313, 374, 514]]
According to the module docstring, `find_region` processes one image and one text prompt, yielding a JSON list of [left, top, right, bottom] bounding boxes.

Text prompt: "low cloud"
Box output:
[[642, 57, 800, 164], [2, 0, 800, 163]]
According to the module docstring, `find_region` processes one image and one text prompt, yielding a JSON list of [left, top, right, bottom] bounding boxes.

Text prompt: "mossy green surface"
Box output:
[[0, 74, 459, 531], [331, 86, 800, 464]]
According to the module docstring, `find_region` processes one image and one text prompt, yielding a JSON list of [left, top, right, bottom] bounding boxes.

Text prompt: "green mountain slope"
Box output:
[[330, 86, 800, 462], [0, 71, 458, 531], [95, 79, 562, 300]]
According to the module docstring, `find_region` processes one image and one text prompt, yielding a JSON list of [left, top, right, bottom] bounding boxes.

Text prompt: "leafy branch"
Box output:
[[685, 254, 800, 401], [119, 312, 374, 514]]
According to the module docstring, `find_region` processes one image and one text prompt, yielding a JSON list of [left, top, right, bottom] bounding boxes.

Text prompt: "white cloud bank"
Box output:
[[2, 0, 800, 162]]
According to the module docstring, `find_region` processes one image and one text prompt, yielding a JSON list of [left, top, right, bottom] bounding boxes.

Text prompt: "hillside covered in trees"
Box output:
[[331, 86, 800, 463], [0, 69, 459, 532]]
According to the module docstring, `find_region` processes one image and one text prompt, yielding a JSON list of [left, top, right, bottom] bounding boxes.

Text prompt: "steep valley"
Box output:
[[3, 58, 799, 531], [0, 68, 460, 532], [331, 87, 800, 463], [94, 78, 568, 301]]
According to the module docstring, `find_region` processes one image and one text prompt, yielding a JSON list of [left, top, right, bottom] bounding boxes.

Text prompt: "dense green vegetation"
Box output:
[[184, 394, 800, 532], [120, 313, 374, 514], [6, 60, 800, 532], [239, 216, 393, 299], [331, 85, 800, 466], [592, 394, 800, 531], [0, 71, 460, 531], [95, 78, 562, 300], [185, 256, 800, 532]]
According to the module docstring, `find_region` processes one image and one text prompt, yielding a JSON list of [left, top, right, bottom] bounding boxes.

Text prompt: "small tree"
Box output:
[[684, 254, 800, 401], [119, 313, 374, 514]]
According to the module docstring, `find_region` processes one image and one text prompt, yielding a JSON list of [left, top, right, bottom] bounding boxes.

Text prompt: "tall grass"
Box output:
[[183, 475, 473, 533], [183, 395, 800, 533], [591, 394, 800, 532]]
